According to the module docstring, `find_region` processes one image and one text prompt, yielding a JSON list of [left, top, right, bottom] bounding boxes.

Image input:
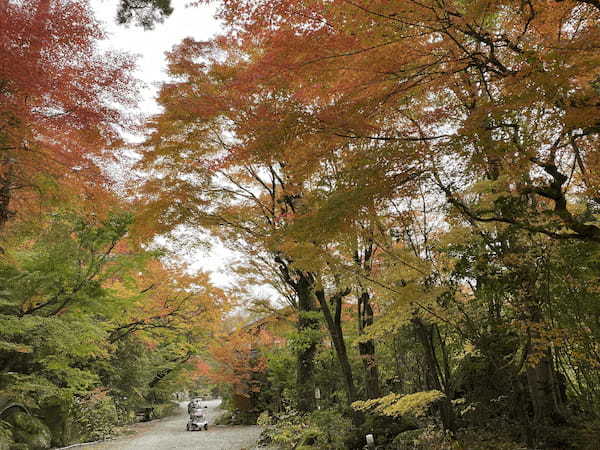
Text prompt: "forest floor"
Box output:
[[75, 399, 265, 450]]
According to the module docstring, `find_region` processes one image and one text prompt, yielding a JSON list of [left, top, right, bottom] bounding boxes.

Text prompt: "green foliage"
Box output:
[[263, 345, 298, 411], [0, 212, 136, 406], [567, 421, 600, 450], [258, 408, 352, 450], [453, 428, 528, 450], [71, 393, 117, 441], [96, 337, 154, 416], [286, 326, 322, 356], [214, 410, 235, 425], [0, 421, 13, 449], [151, 401, 178, 420]]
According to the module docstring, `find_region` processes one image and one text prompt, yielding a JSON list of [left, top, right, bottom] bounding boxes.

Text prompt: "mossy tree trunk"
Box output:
[[294, 272, 319, 413]]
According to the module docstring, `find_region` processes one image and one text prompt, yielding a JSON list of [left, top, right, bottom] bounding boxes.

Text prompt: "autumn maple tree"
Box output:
[[197, 0, 600, 242], [0, 0, 137, 229]]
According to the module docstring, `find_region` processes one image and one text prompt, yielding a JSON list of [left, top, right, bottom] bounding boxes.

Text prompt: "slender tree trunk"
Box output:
[[315, 287, 364, 426], [274, 255, 319, 413], [412, 318, 442, 390], [358, 290, 380, 398], [316, 288, 357, 405]]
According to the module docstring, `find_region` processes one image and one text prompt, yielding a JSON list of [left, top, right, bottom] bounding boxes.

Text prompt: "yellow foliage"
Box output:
[[352, 390, 446, 418]]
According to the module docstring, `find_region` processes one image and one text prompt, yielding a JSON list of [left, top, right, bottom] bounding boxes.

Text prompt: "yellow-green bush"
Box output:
[[353, 390, 446, 418]]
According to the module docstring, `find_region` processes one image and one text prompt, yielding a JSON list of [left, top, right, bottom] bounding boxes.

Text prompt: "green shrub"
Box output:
[[540, 420, 600, 450], [257, 410, 310, 449], [353, 391, 446, 419], [393, 425, 458, 450], [307, 409, 353, 448], [38, 394, 81, 447], [393, 429, 425, 449], [115, 408, 136, 426], [72, 393, 117, 441], [215, 408, 258, 425], [258, 408, 352, 450], [360, 411, 417, 448], [454, 428, 526, 450], [574, 420, 600, 449]]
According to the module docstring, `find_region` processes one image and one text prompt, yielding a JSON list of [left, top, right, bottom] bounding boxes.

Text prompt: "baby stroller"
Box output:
[[186, 406, 208, 431]]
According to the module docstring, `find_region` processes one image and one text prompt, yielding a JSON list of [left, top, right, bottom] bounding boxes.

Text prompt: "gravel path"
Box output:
[[78, 399, 264, 450]]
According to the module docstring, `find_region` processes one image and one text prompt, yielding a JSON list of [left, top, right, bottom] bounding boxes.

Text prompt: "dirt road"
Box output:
[[79, 399, 264, 450]]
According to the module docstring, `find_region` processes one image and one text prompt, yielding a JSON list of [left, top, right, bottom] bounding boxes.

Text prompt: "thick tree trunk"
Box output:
[[274, 255, 319, 413], [526, 349, 561, 423], [295, 273, 318, 412], [358, 290, 380, 399]]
